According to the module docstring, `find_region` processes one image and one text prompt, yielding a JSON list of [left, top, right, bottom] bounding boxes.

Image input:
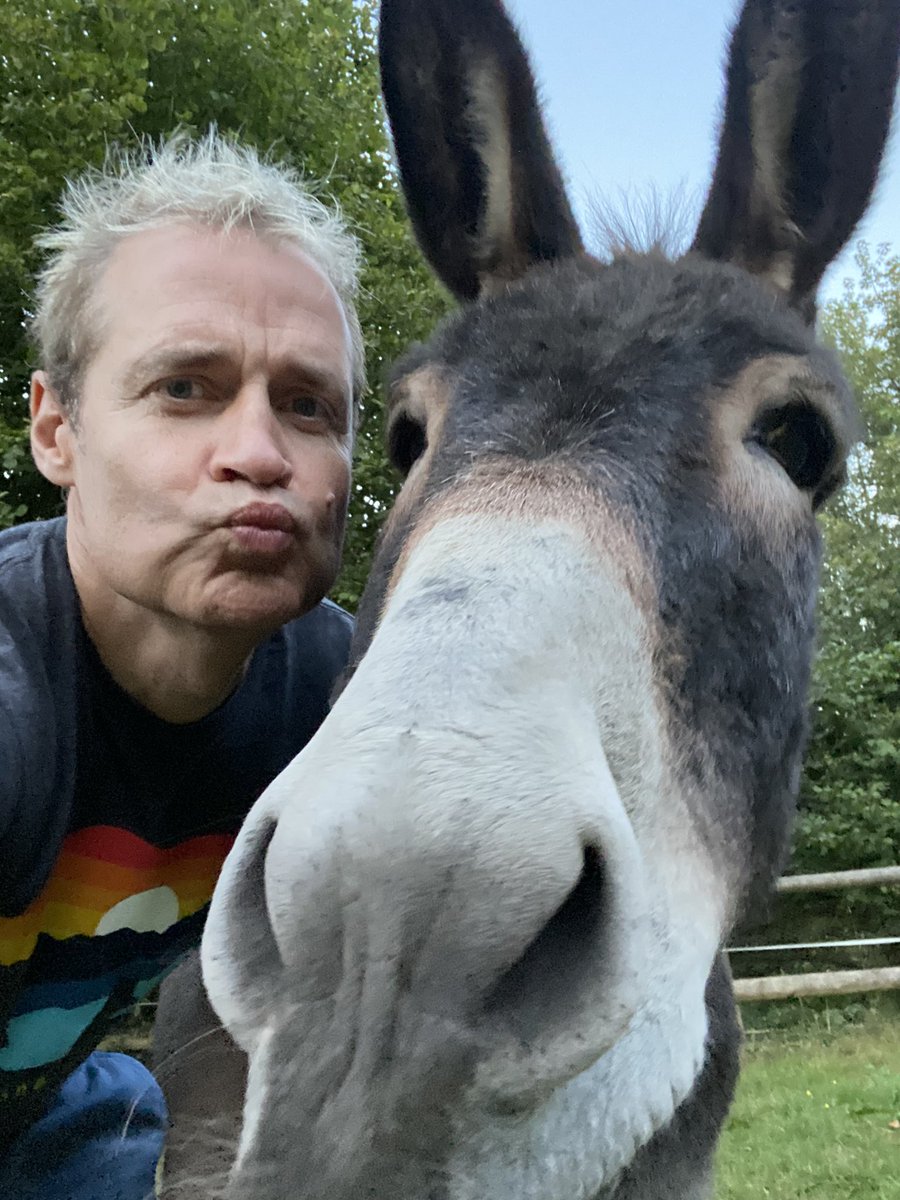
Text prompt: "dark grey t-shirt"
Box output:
[[0, 517, 352, 1146]]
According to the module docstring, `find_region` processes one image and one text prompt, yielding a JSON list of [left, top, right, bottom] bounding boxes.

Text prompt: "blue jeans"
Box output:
[[0, 1052, 168, 1200]]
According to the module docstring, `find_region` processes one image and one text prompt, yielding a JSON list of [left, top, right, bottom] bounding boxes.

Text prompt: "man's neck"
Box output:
[[86, 611, 254, 723], [71, 561, 258, 726]]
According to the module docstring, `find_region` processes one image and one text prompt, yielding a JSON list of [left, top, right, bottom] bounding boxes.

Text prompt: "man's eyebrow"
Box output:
[[272, 362, 348, 400], [121, 344, 236, 390], [121, 347, 348, 400]]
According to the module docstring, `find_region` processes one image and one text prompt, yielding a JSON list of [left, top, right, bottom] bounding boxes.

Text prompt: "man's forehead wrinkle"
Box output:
[[126, 341, 236, 372], [96, 224, 346, 332], [115, 340, 233, 389], [120, 324, 349, 380], [269, 360, 352, 403]]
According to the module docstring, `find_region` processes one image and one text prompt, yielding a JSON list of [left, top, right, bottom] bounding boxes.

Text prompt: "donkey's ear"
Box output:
[[692, 0, 900, 318], [379, 0, 583, 301]]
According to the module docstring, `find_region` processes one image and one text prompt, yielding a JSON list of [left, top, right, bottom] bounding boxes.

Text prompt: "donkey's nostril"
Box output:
[[483, 845, 607, 1034]]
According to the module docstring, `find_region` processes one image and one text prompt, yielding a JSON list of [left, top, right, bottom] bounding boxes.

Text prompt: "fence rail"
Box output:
[[729, 935, 900, 954], [775, 865, 900, 893], [733, 966, 900, 1003], [731, 866, 900, 1002]]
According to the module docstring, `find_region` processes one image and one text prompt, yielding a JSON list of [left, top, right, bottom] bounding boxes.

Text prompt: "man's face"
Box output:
[[39, 223, 354, 635]]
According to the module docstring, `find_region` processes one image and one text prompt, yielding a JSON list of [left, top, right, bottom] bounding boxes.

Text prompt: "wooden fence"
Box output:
[[730, 866, 900, 1003]]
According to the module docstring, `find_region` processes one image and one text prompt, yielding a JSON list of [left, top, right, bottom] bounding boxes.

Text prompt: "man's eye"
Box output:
[[291, 395, 325, 419], [164, 378, 203, 401]]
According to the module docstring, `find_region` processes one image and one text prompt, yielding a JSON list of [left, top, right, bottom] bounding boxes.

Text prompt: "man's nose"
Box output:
[[209, 385, 293, 488]]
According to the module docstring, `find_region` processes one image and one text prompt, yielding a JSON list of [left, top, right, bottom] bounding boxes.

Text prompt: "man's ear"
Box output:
[[30, 371, 77, 487]]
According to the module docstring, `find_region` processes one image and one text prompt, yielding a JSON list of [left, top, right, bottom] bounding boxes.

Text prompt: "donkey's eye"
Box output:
[[750, 403, 836, 495], [388, 412, 427, 476]]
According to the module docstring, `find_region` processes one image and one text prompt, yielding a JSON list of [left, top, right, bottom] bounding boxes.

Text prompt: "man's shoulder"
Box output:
[[295, 596, 354, 641], [0, 517, 77, 682], [278, 597, 354, 682], [0, 514, 67, 556], [249, 598, 354, 716], [0, 517, 76, 648], [222, 599, 353, 781], [0, 517, 69, 605]]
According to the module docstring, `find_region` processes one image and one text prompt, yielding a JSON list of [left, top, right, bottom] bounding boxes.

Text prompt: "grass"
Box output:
[[716, 1021, 900, 1199]]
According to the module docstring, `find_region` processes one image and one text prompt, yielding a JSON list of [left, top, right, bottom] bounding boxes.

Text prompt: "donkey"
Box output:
[[188, 1, 900, 1197]]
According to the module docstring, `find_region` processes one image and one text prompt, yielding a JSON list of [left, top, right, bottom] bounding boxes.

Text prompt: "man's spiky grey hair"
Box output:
[[31, 130, 365, 415]]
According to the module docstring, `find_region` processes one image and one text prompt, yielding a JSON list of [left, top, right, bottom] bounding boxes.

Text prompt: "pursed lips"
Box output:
[[224, 501, 299, 555]]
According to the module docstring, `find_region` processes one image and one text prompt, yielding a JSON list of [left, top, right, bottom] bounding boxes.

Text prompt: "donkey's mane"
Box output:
[[587, 183, 701, 263]]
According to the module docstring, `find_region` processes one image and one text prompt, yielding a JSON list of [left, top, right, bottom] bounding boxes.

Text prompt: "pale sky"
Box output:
[[504, 0, 900, 300]]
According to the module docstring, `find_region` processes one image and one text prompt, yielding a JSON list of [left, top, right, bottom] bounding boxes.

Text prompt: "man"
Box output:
[[0, 132, 363, 1198]]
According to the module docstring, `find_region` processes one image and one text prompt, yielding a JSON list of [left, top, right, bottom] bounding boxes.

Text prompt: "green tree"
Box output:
[[0, 0, 449, 603], [798, 244, 900, 876], [753, 244, 900, 996]]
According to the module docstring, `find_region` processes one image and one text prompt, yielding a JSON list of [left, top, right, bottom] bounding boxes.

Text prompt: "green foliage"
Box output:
[[796, 245, 900, 881], [0, 420, 30, 528], [745, 246, 900, 988], [0, 0, 449, 599]]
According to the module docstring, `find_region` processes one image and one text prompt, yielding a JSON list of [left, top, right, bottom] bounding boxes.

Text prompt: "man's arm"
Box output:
[[152, 949, 247, 1198]]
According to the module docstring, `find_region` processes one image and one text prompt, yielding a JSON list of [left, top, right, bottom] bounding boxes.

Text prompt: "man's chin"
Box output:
[[191, 573, 327, 635]]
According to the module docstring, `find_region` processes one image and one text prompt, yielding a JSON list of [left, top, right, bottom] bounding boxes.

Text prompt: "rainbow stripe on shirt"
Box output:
[[0, 825, 234, 1076]]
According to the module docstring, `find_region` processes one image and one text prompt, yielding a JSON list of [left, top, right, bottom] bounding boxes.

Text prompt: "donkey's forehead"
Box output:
[[397, 253, 817, 382], [390, 252, 855, 443]]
